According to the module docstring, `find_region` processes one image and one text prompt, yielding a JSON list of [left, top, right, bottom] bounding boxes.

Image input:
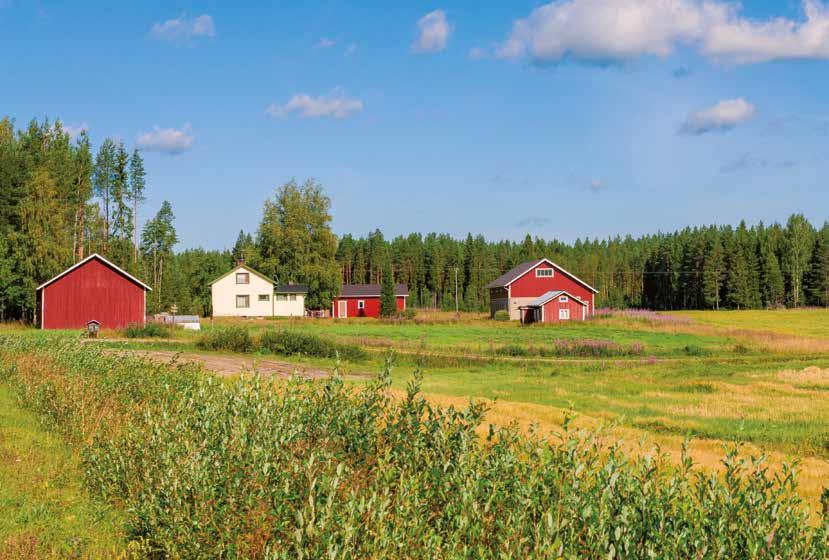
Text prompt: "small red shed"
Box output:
[[331, 284, 408, 318], [518, 290, 588, 324], [36, 253, 152, 330]]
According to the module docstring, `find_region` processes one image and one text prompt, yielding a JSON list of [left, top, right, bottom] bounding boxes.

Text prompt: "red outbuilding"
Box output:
[[331, 284, 408, 318], [36, 253, 152, 330], [486, 258, 598, 322]]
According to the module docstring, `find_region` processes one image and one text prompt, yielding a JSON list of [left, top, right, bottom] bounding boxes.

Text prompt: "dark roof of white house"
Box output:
[[275, 284, 308, 294], [339, 284, 409, 297]]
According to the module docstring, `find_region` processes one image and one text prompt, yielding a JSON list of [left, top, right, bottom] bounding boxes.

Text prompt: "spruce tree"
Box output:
[[380, 257, 397, 317], [805, 223, 829, 306], [128, 149, 146, 266], [702, 235, 725, 310]]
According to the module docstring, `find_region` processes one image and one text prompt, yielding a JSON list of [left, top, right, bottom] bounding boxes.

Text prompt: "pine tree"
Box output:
[[70, 131, 94, 260], [93, 138, 116, 252], [128, 149, 146, 266]]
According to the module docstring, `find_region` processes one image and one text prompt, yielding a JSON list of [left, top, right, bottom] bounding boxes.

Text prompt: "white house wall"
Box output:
[[212, 267, 276, 317], [274, 295, 305, 317]]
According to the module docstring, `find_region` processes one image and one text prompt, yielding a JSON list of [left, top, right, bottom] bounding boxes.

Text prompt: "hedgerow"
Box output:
[[0, 334, 826, 559], [259, 329, 367, 361]]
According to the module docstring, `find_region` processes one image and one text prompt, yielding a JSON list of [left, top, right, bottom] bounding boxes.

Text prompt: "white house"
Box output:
[[210, 264, 307, 318]]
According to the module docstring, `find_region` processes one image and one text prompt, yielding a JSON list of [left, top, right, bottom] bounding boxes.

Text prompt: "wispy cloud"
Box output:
[[266, 89, 364, 119], [316, 38, 336, 49], [344, 43, 357, 57], [136, 125, 194, 155], [517, 216, 551, 228], [720, 152, 797, 173], [468, 47, 488, 60], [680, 98, 756, 135], [412, 10, 452, 54], [150, 14, 215, 46], [497, 0, 829, 65]]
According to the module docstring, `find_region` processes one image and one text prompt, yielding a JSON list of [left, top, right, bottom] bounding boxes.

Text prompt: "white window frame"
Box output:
[[535, 268, 553, 278], [357, 300, 365, 310], [236, 295, 250, 308], [236, 272, 249, 285], [559, 295, 569, 303], [559, 308, 570, 320]]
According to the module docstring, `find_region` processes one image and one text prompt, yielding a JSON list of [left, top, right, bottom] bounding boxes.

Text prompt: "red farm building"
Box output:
[[486, 258, 598, 323], [331, 284, 408, 318], [36, 253, 152, 330]]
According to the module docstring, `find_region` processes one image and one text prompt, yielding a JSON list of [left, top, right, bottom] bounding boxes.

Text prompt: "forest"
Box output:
[[1, 116, 827, 320]]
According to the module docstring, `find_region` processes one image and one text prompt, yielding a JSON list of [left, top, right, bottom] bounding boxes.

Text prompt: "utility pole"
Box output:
[[454, 266, 459, 318]]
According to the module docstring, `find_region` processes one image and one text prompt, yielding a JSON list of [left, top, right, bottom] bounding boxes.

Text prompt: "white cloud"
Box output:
[[316, 38, 336, 48], [412, 10, 452, 53], [345, 43, 357, 57], [136, 125, 194, 154], [150, 14, 215, 46], [266, 89, 364, 119], [498, 0, 829, 65], [680, 98, 757, 134], [63, 123, 88, 139]]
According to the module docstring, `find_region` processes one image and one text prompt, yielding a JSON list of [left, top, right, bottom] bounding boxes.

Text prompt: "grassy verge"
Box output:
[[0, 384, 126, 559]]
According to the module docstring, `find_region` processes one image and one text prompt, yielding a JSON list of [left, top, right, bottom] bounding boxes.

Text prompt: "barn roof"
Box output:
[[339, 284, 409, 297], [275, 283, 308, 294], [519, 290, 587, 308], [209, 264, 277, 286], [36, 253, 152, 292], [485, 258, 598, 294]]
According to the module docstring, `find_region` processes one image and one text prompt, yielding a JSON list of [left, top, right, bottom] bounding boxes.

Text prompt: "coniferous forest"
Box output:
[[1, 117, 827, 320]]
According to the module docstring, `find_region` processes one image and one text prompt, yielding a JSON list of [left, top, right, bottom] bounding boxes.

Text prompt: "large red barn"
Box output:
[[36, 253, 152, 330], [331, 284, 408, 318], [486, 258, 597, 322]]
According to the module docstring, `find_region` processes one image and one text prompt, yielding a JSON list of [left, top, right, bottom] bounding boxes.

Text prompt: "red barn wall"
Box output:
[[509, 262, 595, 313], [41, 258, 146, 330], [332, 296, 406, 318]]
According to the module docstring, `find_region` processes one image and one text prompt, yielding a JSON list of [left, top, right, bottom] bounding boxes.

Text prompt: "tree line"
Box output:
[[1, 116, 827, 320]]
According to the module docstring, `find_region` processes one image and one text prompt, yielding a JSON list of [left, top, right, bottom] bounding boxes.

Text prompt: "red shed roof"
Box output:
[[36, 253, 152, 292], [485, 258, 598, 294], [338, 284, 409, 297]]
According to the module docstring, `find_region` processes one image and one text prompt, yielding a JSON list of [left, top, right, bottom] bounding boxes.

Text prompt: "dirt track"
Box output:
[[106, 349, 336, 379]]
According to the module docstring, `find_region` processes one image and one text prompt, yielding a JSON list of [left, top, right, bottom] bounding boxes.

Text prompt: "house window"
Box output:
[[559, 296, 569, 303], [536, 268, 553, 278], [236, 272, 249, 284], [289, 294, 297, 301], [276, 294, 288, 301], [559, 308, 570, 320], [236, 295, 250, 308], [357, 300, 365, 309], [258, 294, 270, 302]]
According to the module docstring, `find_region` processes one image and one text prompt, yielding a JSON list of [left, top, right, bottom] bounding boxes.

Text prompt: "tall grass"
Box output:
[[0, 334, 827, 558]]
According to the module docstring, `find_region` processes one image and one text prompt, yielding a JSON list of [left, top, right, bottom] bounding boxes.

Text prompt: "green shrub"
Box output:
[[123, 322, 170, 338], [259, 330, 367, 361], [401, 308, 417, 320], [683, 344, 711, 356], [0, 335, 827, 559], [196, 326, 253, 352], [493, 310, 510, 322]]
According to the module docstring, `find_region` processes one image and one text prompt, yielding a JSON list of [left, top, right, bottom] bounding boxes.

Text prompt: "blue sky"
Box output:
[[1, 0, 828, 249]]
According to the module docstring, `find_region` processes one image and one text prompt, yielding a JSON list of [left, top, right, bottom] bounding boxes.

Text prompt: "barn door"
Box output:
[[338, 300, 347, 318]]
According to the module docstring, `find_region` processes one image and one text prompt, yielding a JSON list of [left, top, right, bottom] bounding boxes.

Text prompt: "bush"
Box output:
[[123, 322, 170, 338], [196, 326, 253, 352], [1, 336, 827, 559], [401, 308, 417, 320], [259, 330, 367, 361], [493, 310, 510, 322], [494, 339, 646, 358]]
